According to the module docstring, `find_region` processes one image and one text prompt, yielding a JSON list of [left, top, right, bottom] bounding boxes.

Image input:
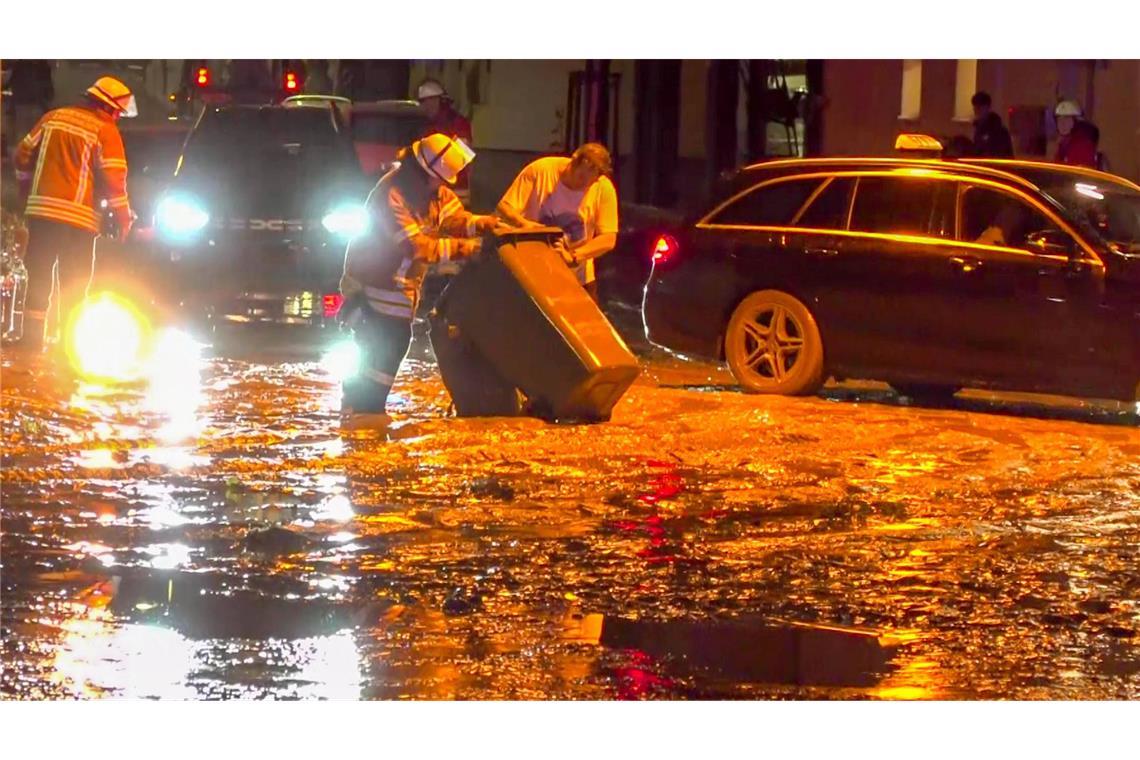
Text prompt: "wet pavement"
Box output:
[[2, 309, 1140, 700]]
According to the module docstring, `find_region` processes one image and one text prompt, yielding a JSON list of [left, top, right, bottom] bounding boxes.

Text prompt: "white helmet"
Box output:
[[416, 78, 447, 101], [1054, 100, 1083, 118], [412, 133, 475, 185]]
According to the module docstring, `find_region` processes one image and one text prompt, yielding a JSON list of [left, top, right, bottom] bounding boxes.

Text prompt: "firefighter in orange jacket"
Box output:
[[14, 76, 136, 353], [339, 133, 496, 422]]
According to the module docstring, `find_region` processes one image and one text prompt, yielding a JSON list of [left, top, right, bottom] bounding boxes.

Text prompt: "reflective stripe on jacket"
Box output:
[[341, 166, 485, 320], [14, 105, 131, 234]]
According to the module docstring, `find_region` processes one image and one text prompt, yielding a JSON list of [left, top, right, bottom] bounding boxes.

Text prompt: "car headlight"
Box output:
[[156, 195, 209, 237], [322, 205, 369, 240]]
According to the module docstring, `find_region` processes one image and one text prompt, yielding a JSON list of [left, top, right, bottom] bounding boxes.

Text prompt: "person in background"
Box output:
[[416, 79, 473, 203], [970, 91, 1013, 158], [304, 61, 334, 94], [495, 143, 619, 302], [1084, 121, 1109, 172], [1054, 100, 1099, 169]]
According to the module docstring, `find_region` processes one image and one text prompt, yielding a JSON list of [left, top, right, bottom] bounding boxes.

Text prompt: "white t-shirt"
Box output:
[[498, 156, 619, 283]]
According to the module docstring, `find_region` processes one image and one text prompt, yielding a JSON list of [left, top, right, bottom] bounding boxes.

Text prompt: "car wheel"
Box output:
[[891, 383, 961, 405], [725, 290, 825, 396]]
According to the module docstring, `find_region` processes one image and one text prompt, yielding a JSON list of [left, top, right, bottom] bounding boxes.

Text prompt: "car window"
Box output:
[[928, 180, 957, 239], [1040, 180, 1140, 252], [849, 177, 954, 237], [794, 177, 854, 229], [352, 112, 428, 146], [709, 178, 823, 226], [959, 186, 1066, 250]]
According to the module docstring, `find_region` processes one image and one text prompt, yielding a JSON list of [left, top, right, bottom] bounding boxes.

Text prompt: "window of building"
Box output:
[[954, 60, 978, 122], [899, 60, 922, 120]]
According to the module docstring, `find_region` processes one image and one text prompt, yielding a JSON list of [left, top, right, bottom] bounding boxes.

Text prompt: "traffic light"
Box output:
[[284, 70, 299, 92], [195, 66, 210, 88]]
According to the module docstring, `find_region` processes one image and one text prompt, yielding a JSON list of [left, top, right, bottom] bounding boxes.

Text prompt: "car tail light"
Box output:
[[652, 235, 677, 263], [284, 72, 299, 92], [323, 293, 344, 318], [196, 67, 210, 87]]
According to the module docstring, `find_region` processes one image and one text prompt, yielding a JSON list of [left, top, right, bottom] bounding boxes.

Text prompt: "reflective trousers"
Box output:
[[341, 302, 414, 414], [23, 217, 97, 347]]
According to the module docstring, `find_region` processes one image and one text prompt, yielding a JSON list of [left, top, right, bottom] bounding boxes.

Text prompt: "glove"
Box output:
[[473, 215, 498, 234], [458, 238, 483, 259], [338, 291, 369, 330], [116, 211, 136, 243]]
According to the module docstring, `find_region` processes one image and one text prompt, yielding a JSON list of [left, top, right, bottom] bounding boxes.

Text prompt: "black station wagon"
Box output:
[[642, 150, 1140, 404]]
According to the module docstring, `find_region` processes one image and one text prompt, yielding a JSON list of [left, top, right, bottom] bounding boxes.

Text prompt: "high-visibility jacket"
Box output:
[[14, 105, 132, 234], [341, 165, 486, 321]]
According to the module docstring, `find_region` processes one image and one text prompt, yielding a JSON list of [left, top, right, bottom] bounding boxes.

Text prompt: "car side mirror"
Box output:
[[1025, 229, 1075, 257]]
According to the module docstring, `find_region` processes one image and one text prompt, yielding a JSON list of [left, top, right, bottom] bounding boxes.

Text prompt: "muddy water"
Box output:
[[2, 329, 1139, 700]]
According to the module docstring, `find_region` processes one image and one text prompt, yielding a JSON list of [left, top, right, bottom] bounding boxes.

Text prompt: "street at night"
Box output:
[[3, 312, 1137, 699], [5, 33, 1140, 754]]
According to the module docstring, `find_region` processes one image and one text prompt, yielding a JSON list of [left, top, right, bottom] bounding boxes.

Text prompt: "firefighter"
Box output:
[[339, 133, 497, 424], [13, 76, 135, 355], [416, 79, 473, 203], [1053, 100, 1099, 169]]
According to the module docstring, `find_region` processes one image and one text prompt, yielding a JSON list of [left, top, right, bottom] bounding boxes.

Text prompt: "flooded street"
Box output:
[[3, 314, 1140, 700]]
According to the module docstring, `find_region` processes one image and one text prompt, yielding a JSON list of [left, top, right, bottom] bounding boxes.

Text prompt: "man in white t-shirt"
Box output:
[[495, 143, 619, 300]]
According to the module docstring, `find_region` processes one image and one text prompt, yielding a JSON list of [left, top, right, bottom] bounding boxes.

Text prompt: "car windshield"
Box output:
[[122, 130, 188, 177], [352, 112, 427, 146], [185, 108, 350, 165], [1037, 177, 1140, 253]]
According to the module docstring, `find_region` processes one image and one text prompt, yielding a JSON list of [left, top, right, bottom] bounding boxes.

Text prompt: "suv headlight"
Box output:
[[322, 205, 369, 240], [156, 195, 210, 237]]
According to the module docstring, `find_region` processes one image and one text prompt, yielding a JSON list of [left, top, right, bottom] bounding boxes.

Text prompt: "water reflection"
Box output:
[[312, 495, 355, 523], [291, 632, 363, 699], [562, 611, 926, 697], [46, 579, 367, 699], [143, 543, 193, 570], [871, 656, 943, 700], [73, 448, 123, 470], [144, 328, 206, 444], [52, 608, 196, 699], [51, 614, 364, 699]]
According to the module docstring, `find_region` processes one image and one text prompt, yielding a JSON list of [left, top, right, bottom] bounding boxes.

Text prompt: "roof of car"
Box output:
[[210, 104, 296, 113], [962, 158, 1140, 191], [740, 156, 1045, 191], [349, 100, 427, 116], [283, 95, 352, 105], [739, 156, 1140, 194]]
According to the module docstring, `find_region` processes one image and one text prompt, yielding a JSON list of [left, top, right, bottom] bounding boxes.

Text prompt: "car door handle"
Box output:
[[950, 255, 982, 273], [805, 246, 839, 257]]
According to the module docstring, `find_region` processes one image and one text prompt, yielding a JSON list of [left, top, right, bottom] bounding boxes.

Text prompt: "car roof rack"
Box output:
[[282, 94, 352, 108]]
